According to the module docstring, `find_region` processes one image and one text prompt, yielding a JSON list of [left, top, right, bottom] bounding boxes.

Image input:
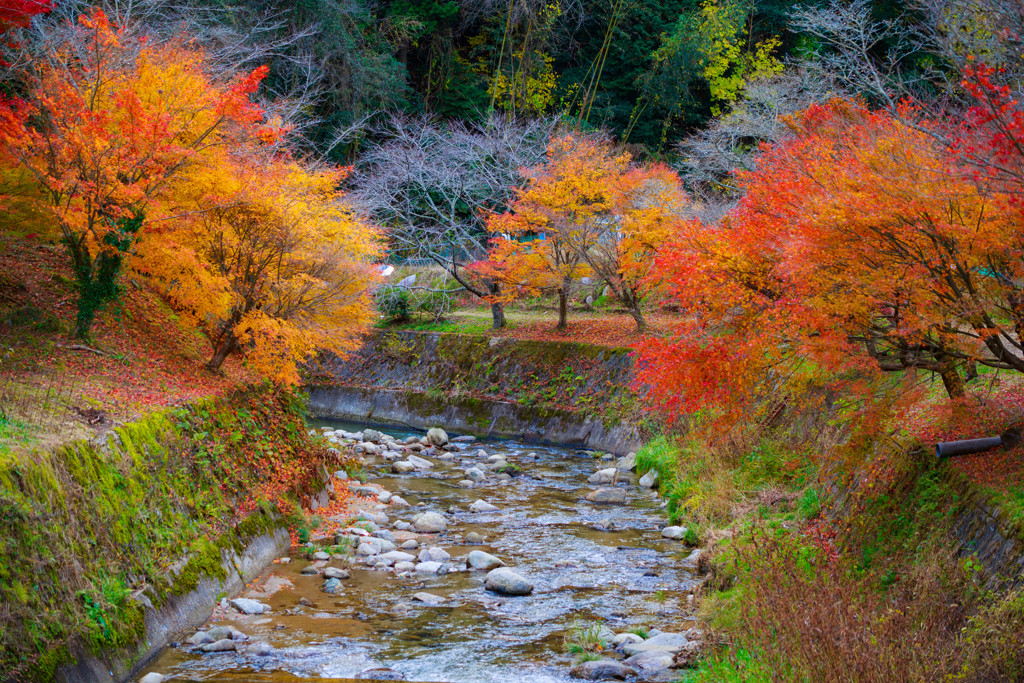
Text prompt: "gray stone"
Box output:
[[469, 499, 500, 513], [187, 631, 214, 646], [612, 633, 644, 647], [623, 651, 674, 673], [475, 449, 489, 458], [229, 598, 268, 615], [569, 659, 637, 680], [400, 539, 419, 550], [419, 546, 451, 563], [139, 674, 166, 683], [412, 592, 446, 605], [639, 469, 659, 489], [621, 631, 688, 656], [661, 525, 687, 540], [200, 639, 236, 653], [467, 550, 505, 570], [615, 453, 637, 471], [415, 561, 445, 574], [394, 561, 415, 572], [465, 531, 484, 544], [457, 480, 476, 488], [393, 461, 416, 474], [312, 551, 330, 561], [394, 521, 411, 531], [586, 488, 627, 504], [407, 454, 434, 470], [363, 428, 383, 442], [249, 641, 273, 657], [466, 467, 486, 481], [588, 468, 618, 485], [357, 541, 382, 556], [380, 550, 417, 564], [452, 435, 476, 443], [413, 512, 447, 533], [390, 495, 410, 506], [323, 577, 342, 593], [324, 567, 350, 579], [391, 602, 411, 616], [427, 427, 449, 447], [377, 491, 393, 504], [484, 567, 533, 595], [486, 459, 509, 471]]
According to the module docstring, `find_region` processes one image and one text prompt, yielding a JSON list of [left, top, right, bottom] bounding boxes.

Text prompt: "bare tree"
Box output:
[[349, 113, 556, 328]]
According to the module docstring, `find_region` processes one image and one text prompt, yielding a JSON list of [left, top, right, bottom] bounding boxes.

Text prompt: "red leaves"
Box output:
[[0, 0, 50, 33]]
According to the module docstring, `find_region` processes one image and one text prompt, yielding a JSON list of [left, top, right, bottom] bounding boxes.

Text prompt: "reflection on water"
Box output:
[[141, 421, 700, 682]]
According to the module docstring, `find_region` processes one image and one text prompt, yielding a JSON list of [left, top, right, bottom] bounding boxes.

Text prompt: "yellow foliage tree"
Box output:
[[0, 9, 273, 339], [478, 134, 629, 330], [138, 151, 379, 384]]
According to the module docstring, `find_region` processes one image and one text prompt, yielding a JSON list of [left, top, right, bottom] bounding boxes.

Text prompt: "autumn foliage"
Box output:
[[478, 134, 687, 331], [0, 9, 377, 382], [636, 88, 1024, 426]]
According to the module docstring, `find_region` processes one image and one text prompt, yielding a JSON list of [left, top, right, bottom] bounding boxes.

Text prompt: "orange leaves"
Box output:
[[637, 96, 1024, 430], [480, 133, 688, 330]]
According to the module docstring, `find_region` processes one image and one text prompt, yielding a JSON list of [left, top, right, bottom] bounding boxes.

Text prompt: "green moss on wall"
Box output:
[[0, 385, 332, 682]]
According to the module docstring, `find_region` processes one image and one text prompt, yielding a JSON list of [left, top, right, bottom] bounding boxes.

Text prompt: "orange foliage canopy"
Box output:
[[138, 149, 379, 384], [478, 134, 687, 331], [635, 98, 1024, 425]]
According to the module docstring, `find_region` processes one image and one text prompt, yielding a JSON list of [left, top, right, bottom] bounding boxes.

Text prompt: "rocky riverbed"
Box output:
[[137, 423, 705, 683]]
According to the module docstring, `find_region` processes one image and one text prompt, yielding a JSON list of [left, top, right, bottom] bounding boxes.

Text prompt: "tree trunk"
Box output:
[[488, 281, 505, 329], [207, 334, 238, 373], [557, 287, 568, 330], [628, 304, 646, 333], [491, 302, 505, 329], [939, 362, 965, 398]]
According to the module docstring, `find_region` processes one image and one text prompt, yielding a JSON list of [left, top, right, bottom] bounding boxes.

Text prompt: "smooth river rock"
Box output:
[[569, 659, 638, 680], [427, 427, 449, 446], [413, 512, 448, 533], [467, 550, 505, 570], [138, 674, 166, 683], [588, 468, 618, 485], [229, 598, 268, 615], [412, 592, 446, 606], [407, 454, 434, 470], [639, 469, 659, 489], [469, 499, 500, 513], [615, 452, 637, 471], [661, 525, 687, 540], [621, 631, 688, 655], [586, 488, 627, 504], [484, 567, 533, 595]]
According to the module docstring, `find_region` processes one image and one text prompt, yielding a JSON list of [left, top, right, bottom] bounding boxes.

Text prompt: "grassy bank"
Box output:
[[632, 412, 1024, 682], [0, 385, 348, 682]]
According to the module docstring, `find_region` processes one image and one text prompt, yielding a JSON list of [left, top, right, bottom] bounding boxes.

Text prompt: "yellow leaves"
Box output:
[[696, 0, 783, 115]]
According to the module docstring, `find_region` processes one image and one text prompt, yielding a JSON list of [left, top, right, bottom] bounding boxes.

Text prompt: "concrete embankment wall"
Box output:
[[306, 330, 646, 455], [0, 387, 333, 683]]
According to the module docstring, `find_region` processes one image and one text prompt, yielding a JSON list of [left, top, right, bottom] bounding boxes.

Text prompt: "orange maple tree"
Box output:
[[479, 134, 682, 331], [0, 9, 272, 339], [635, 97, 1024, 426], [137, 149, 379, 384]]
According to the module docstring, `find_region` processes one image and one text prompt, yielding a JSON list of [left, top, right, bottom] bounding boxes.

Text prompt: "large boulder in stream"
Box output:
[[484, 567, 533, 595], [427, 427, 449, 447], [639, 469, 659, 489], [413, 511, 448, 533]]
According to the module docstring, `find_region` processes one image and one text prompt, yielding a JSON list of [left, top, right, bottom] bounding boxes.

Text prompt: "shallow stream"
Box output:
[[141, 422, 701, 682]]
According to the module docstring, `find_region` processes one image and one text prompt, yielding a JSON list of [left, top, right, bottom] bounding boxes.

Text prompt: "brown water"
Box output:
[[141, 423, 702, 682]]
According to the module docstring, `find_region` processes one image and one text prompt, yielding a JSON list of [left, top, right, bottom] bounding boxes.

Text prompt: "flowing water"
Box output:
[[141, 421, 702, 682]]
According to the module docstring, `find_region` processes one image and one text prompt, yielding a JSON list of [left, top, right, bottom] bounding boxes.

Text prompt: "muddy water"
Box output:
[[142, 423, 701, 682]]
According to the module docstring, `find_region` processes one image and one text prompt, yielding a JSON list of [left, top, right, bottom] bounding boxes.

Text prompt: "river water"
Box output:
[[141, 421, 702, 682]]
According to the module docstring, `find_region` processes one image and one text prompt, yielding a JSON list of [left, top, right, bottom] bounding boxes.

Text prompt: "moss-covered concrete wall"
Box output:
[[0, 386, 335, 682], [307, 331, 651, 451]]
